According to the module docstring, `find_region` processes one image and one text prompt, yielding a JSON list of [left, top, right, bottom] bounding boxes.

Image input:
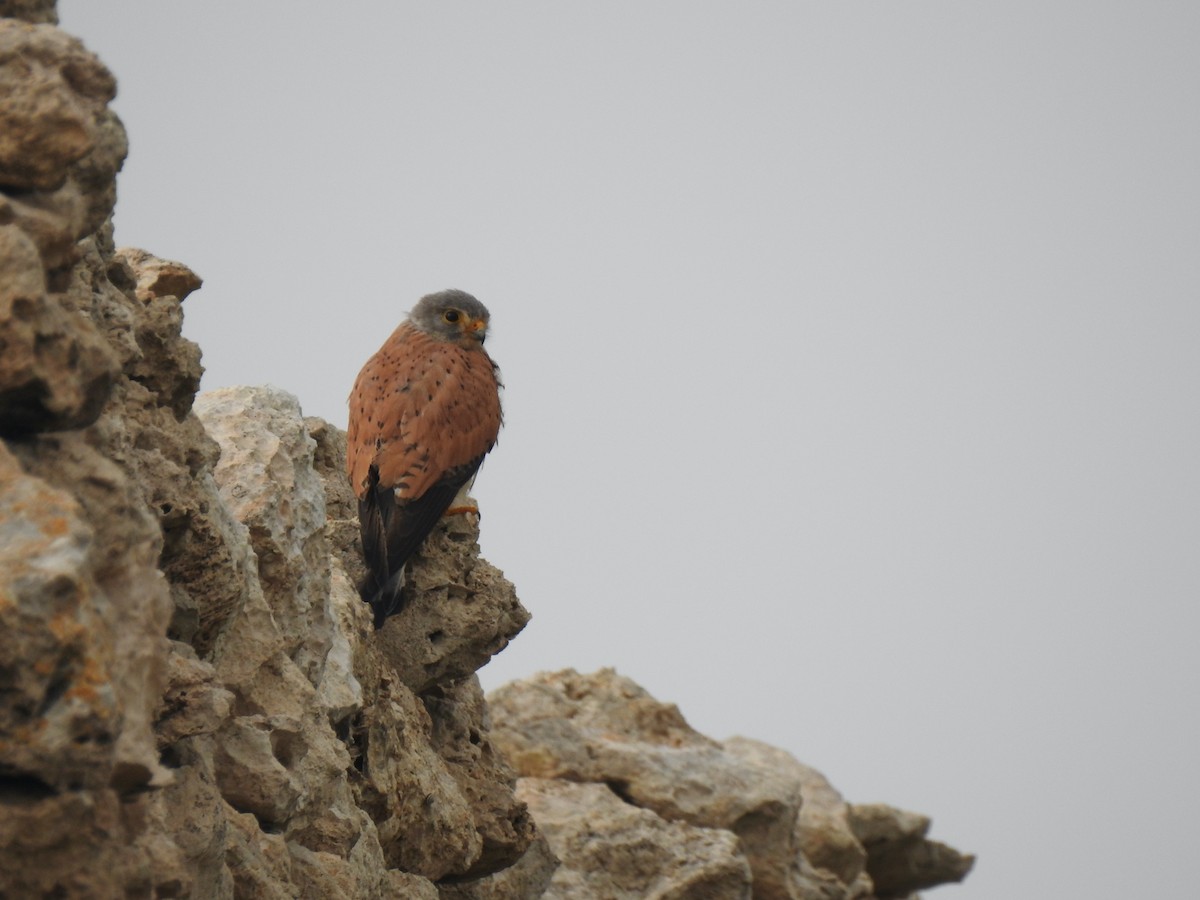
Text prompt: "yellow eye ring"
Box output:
[[443, 309, 461, 324]]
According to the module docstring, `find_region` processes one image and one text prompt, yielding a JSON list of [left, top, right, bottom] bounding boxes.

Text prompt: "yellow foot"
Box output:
[[443, 505, 480, 518]]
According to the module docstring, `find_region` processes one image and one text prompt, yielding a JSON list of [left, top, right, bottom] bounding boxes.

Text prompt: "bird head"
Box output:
[[409, 289, 491, 348]]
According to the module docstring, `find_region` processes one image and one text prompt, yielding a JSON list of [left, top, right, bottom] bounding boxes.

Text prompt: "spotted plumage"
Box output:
[[346, 289, 502, 627]]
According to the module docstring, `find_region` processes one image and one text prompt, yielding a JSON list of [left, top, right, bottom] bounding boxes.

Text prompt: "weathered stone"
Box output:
[[117, 248, 204, 420], [0, 223, 118, 435], [0, 21, 115, 190], [0, 20, 129, 435], [518, 777, 753, 900], [158, 462, 258, 657], [438, 833, 559, 900], [351, 676, 483, 879], [212, 714, 303, 826], [316, 557, 365, 723], [725, 736, 869, 891], [388, 872, 442, 899], [374, 518, 530, 694], [289, 839, 410, 900], [0, 0, 58, 24], [0, 39, 214, 881], [848, 804, 975, 899], [306, 415, 357, 522], [120, 246, 203, 304], [224, 805, 297, 899], [488, 670, 977, 899], [207, 631, 365, 865], [0, 788, 155, 899], [0, 432, 173, 798], [68, 106, 127, 237], [489, 668, 807, 899], [1, 180, 87, 271], [0, 442, 108, 791], [422, 676, 537, 878], [195, 386, 331, 685], [191, 401, 535, 884], [142, 737, 233, 898], [156, 641, 234, 748]]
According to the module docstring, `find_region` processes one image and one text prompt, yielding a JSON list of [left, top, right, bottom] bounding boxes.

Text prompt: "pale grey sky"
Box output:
[[61, 3, 1200, 897]]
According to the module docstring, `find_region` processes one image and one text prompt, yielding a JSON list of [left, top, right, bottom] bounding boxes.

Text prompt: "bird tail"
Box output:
[[364, 567, 407, 629]]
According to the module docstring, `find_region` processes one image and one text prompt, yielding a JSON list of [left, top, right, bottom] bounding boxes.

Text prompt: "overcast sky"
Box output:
[[60, 3, 1199, 897]]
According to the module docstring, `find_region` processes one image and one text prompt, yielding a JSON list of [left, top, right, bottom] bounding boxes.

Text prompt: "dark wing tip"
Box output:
[[356, 456, 487, 628], [366, 568, 406, 629]]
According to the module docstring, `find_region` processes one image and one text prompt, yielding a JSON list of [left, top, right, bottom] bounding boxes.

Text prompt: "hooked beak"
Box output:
[[464, 317, 488, 344]]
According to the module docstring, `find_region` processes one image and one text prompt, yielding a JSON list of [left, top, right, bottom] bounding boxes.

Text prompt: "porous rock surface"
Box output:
[[0, 5, 974, 898], [488, 669, 974, 899]]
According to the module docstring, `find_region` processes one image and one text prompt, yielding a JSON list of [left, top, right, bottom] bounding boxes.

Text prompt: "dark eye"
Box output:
[[443, 309, 461, 323]]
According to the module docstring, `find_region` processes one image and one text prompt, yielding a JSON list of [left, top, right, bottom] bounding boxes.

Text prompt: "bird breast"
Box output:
[[346, 323, 501, 502]]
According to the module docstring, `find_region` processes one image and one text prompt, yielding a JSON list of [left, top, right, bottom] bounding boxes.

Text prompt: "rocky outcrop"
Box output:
[[0, 5, 973, 898], [0, 7, 533, 895], [487, 670, 974, 899], [517, 778, 753, 899], [847, 804, 975, 899], [0, 18, 124, 435]]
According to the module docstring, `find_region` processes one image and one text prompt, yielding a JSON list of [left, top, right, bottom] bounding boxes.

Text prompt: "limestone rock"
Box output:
[[489, 668, 807, 898], [438, 834, 559, 900], [289, 838, 434, 900], [0, 21, 127, 434], [142, 737, 233, 898], [848, 804, 975, 899], [3, 431, 175, 796], [0, 21, 116, 191], [518, 777, 753, 899], [0, 0, 58, 24], [317, 557, 365, 722], [224, 805, 297, 899], [195, 386, 332, 685], [117, 247, 204, 420], [724, 737, 868, 890], [0, 312, 183, 893], [352, 677, 483, 878], [0, 787, 154, 899], [0, 221, 118, 434], [2, 178, 86, 272], [306, 415, 357, 522], [331, 627, 519, 882], [156, 641, 234, 748], [374, 520, 530, 695], [0, 441, 111, 792], [489, 669, 973, 900], [120, 246, 204, 305], [0, 39, 220, 882], [422, 676, 538, 878], [193, 399, 536, 882], [0, 247, 209, 897]]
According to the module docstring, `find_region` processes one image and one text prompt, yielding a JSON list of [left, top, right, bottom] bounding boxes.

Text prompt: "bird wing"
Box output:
[[346, 324, 501, 625], [357, 457, 484, 625], [347, 324, 501, 501]]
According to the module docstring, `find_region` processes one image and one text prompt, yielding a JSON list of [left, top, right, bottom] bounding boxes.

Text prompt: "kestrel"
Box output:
[[346, 289, 502, 628]]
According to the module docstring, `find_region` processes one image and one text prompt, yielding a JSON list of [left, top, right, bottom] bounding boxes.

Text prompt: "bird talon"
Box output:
[[444, 505, 480, 518]]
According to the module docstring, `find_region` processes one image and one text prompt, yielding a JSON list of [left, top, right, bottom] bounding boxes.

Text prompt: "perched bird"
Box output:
[[346, 289, 502, 628]]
